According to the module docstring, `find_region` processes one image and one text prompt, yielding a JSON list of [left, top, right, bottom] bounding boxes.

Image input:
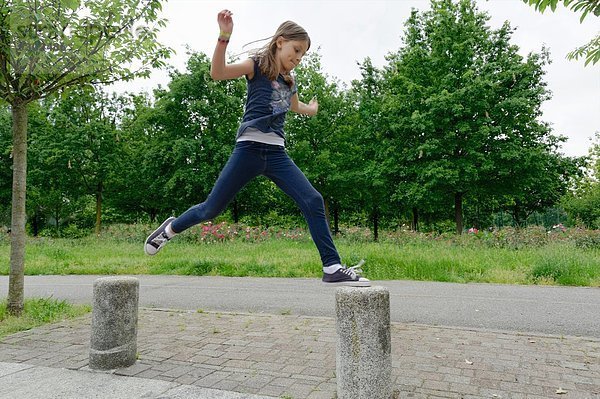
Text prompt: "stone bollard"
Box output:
[[89, 276, 139, 370], [336, 286, 392, 399]]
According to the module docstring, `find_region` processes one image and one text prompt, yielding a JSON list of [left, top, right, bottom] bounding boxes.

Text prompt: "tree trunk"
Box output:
[[455, 192, 463, 235], [324, 197, 331, 232], [412, 207, 419, 231], [31, 209, 39, 237], [372, 207, 379, 242], [333, 205, 339, 236], [8, 104, 28, 316], [512, 204, 523, 228], [55, 207, 60, 235], [232, 199, 239, 223], [95, 182, 103, 235]]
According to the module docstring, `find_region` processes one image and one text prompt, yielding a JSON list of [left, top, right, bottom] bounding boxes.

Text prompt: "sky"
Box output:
[[110, 0, 600, 158]]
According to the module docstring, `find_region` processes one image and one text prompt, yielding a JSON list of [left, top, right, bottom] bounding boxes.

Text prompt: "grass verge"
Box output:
[[0, 298, 91, 339], [0, 234, 598, 286]]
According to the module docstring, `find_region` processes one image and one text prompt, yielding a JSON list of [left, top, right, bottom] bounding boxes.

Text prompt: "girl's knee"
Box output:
[[191, 203, 223, 221], [307, 191, 324, 210]]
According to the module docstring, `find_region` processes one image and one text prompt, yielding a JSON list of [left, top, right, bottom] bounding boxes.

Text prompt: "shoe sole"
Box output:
[[144, 217, 175, 256], [322, 281, 372, 287]]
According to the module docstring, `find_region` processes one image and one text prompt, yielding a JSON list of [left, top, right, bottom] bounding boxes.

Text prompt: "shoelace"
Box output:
[[152, 232, 170, 246], [341, 259, 366, 278]]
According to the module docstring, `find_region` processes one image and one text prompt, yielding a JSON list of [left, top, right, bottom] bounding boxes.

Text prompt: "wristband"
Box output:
[[218, 37, 229, 44], [219, 30, 232, 38]]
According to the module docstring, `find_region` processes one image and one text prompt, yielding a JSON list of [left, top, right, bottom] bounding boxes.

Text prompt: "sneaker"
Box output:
[[322, 260, 371, 287], [144, 217, 176, 255]]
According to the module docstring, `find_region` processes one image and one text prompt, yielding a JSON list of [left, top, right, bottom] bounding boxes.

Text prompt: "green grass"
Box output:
[[0, 297, 91, 339], [0, 234, 598, 286]]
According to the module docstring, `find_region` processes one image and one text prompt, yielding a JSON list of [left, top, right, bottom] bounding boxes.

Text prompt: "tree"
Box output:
[[0, 0, 171, 315], [383, 0, 578, 234], [562, 132, 600, 227], [107, 92, 161, 221], [347, 58, 391, 240], [113, 52, 246, 222], [385, 0, 502, 234], [30, 88, 123, 235], [0, 104, 11, 226], [523, 0, 600, 65], [382, 9, 448, 231], [286, 52, 352, 233], [26, 99, 78, 236]]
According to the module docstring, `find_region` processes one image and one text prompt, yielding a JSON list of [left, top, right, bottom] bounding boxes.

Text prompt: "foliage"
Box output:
[[347, 58, 390, 240], [0, 0, 595, 245], [26, 88, 124, 235], [0, 0, 171, 101], [524, 0, 600, 20], [381, 0, 581, 234], [286, 52, 353, 233], [0, 0, 172, 316], [111, 52, 246, 222], [522, 0, 600, 65], [0, 106, 10, 225], [99, 221, 310, 245], [561, 133, 600, 228]]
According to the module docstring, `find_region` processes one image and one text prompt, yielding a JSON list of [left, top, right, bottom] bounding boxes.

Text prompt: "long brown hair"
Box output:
[[250, 21, 311, 85]]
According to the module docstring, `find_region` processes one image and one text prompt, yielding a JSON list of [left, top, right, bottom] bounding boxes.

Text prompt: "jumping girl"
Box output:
[[145, 9, 369, 287]]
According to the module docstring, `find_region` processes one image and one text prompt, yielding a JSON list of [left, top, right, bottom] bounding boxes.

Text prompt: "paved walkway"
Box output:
[[0, 308, 599, 398]]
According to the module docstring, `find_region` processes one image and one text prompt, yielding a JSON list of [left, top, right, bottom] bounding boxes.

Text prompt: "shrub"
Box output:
[[570, 228, 600, 249], [96, 221, 310, 245]]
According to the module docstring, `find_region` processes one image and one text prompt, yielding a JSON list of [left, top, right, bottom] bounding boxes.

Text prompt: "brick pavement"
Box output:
[[0, 308, 599, 399]]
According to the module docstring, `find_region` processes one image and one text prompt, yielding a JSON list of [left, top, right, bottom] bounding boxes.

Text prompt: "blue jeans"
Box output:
[[171, 141, 341, 267]]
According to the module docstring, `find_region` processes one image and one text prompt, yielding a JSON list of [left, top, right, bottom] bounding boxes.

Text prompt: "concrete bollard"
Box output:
[[336, 286, 392, 399], [89, 276, 139, 370]]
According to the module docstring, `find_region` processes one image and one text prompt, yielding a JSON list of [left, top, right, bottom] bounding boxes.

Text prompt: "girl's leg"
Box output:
[[171, 142, 262, 233], [264, 149, 341, 267]]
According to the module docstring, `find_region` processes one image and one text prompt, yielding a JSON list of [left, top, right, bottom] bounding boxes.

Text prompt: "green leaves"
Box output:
[[377, 0, 580, 232], [567, 34, 600, 65], [60, 0, 80, 11], [523, 0, 600, 65], [524, 0, 560, 13], [525, 0, 600, 21], [0, 0, 173, 105]]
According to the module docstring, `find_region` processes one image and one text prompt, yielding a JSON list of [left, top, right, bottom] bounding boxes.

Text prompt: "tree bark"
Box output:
[[412, 207, 419, 231], [324, 197, 331, 232], [8, 104, 28, 316], [372, 207, 379, 242], [333, 205, 339, 236], [95, 182, 103, 235], [55, 207, 60, 235], [147, 209, 157, 223], [232, 199, 239, 223], [455, 192, 463, 235], [31, 209, 39, 237]]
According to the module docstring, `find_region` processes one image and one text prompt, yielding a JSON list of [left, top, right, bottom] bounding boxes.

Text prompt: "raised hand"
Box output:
[[217, 9, 233, 34], [307, 96, 319, 116]]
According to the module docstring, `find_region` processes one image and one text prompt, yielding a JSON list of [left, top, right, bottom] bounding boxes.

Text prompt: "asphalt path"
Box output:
[[1, 275, 598, 338]]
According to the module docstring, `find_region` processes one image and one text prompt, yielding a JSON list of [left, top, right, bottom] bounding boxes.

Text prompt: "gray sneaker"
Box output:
[[322, 260, 371, 287], [144, 217, 176, 255]]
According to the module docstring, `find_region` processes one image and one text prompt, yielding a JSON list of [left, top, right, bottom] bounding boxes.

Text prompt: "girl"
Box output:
[[144, 10, 369, 287]]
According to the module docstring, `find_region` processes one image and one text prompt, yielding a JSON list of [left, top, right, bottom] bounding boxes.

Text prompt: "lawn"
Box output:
[[0, 223, 598, 286]]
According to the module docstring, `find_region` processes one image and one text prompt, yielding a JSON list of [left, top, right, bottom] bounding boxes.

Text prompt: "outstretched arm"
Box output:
[[290, 94, 318, 116], [210, 10, 254, 80]]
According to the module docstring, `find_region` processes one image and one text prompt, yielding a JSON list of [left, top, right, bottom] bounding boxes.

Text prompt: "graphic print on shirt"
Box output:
[[270, 80, 293, 115]]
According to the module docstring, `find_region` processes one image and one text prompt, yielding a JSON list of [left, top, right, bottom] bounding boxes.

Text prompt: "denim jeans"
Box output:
[[171, 141, 341, 267]]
